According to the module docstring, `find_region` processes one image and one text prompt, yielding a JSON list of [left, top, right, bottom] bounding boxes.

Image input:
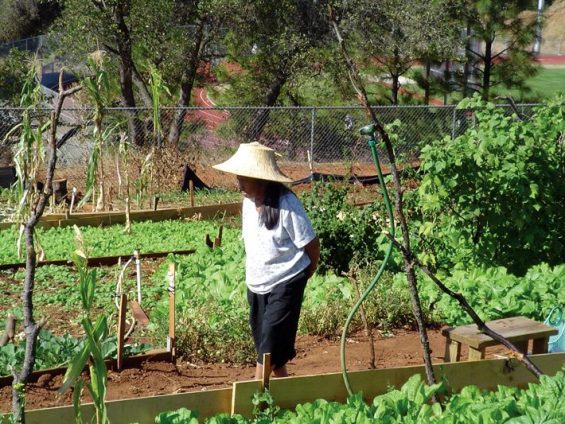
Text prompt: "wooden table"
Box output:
[[442, 316, 558, 362]]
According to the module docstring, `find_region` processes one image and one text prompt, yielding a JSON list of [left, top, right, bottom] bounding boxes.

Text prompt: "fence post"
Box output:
[[450, 106, 457, 140], [310, 108, 315, 166]]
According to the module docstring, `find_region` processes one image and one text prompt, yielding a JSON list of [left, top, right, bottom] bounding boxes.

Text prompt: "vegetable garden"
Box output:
[[1, 47, 564, 424]]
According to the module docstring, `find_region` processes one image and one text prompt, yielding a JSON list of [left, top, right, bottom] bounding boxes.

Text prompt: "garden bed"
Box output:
[[0, 328, 553, 413]]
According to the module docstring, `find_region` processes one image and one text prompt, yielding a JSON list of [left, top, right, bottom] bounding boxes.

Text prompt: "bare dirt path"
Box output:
[[0, 328, 512, 412]]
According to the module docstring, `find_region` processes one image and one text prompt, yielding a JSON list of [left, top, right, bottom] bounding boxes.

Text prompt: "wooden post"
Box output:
[[214, 225, 223, 248], [134, 250, 142, 304], [117, 293, 127, 371], [261, 353, 271, 391], [167, 263, 176, 361], [189, 180, 195, 207], [153, 196, 159, 211]]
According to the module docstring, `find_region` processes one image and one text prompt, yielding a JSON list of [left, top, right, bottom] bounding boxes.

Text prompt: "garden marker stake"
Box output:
[[340, 125, 396, 396]]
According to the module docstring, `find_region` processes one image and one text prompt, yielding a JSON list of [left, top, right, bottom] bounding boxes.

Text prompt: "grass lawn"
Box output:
[[494, 67, 565, 101]]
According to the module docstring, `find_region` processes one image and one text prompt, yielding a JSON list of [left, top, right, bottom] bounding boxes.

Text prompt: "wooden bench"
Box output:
[[442, 316, 558, 362]]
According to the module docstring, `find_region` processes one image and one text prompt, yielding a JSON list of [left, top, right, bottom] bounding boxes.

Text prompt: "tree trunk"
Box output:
[[482, 38, 493, 101], [132, 65, 153, 109], [423, 58, 431, 105], [391, 73, 399, 105], [113, 5, 144, 146], [462, 22, 472, 98], [246, 68, 288, 141], [167, 21, 205, 146]]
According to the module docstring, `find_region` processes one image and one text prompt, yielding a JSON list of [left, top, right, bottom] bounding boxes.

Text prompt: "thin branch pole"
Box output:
[[330, 8, 437, 388], [12, 75, 81, 423], [383, 233, 543, 378]]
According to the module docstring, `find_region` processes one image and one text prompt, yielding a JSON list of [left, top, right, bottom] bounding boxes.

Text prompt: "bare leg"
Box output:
[[255, 363, 289, 379]]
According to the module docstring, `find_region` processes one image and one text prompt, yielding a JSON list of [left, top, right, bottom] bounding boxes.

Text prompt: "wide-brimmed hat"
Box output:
[[212, 142, 293, 183]]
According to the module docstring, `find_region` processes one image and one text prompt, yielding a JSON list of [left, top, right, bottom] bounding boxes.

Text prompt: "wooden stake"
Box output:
[[261, 353, 271, 391], [214, 225, 223, 248], [205, 233, 213, 249], [134, 250, 142, 304], [167, 263, 176, 361], [189, 180, 194, 207], [117, 293, 127, 371]]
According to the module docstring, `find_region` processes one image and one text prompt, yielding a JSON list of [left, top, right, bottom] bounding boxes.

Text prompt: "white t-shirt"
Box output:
[[242, 190, 316, 294]]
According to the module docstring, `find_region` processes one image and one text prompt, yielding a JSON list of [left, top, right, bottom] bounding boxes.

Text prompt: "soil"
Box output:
[[0, 328, 515, 413]]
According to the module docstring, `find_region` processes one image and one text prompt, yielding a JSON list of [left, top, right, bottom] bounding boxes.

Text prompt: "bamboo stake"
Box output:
[[134, 250, 142, 304], [69, 187, 77, 215], [167, 263, 176, 361], [117, 293, 127, 371]]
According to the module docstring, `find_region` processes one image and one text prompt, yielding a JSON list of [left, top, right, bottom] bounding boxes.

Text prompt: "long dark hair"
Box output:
[[259, 181, 293, 230]]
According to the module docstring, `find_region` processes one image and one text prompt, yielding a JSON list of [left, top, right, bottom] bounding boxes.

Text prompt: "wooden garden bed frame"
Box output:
[[0, 202, 242, 230], [20, 352, 565, 423]]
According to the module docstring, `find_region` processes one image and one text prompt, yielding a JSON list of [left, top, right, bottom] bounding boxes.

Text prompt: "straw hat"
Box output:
[[212, 142, 293, 183]]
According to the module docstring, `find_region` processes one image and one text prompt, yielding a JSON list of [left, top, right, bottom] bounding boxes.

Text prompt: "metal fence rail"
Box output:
[[0, 104, 540, 189]]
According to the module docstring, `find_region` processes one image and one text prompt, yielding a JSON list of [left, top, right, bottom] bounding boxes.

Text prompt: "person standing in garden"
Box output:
[[213, 142, 320, 379]]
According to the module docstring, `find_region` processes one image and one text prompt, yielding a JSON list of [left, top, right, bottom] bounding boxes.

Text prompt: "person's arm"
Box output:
[[304, 237, 320, 278]]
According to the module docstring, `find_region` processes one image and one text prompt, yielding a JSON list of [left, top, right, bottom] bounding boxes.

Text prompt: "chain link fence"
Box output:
[[0, 104, 540, 191]]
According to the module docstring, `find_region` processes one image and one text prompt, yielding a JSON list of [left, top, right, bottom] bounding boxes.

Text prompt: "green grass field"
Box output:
[[495, 67, 565, 102]]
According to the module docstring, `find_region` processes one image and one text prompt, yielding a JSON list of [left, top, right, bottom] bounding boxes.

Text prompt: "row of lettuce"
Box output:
[[154, 371, 565, 423]]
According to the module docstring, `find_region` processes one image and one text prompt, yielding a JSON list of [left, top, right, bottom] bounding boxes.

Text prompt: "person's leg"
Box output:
[[254, 363, 288, 379], [259, 272, 308, 374]]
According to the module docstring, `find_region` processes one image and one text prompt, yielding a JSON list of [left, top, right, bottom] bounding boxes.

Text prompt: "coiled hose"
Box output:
[[340, 125, 396, 395]]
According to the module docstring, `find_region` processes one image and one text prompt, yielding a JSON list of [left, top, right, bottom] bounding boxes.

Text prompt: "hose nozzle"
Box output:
[[359, 124, 375, 136]]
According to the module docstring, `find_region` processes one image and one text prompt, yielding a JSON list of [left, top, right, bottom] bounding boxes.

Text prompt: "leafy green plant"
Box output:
[[301, 180, 400, 275], [252, 389, 280, 423], [418, 95, 565, 274], [414, 262, 565, 326], [152, 370, 565, 423]]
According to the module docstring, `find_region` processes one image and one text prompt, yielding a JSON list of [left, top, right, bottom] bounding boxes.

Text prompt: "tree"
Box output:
[[55, 0, 234, 145], [223, 0, 332, 139], [0, 0, 62, 42], [456, 0, 539, 100], [338, 0, 461, 105], [0, 49, 31, 103], [55, 0, 146, 145]]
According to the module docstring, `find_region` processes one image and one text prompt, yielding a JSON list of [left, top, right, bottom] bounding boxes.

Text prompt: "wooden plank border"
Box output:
[[0, 202, 242, 230], [232, 352, 565, 417], [15, 353, 565, 422], [25, 387, 232, 424], [0, 249, 196, 271]]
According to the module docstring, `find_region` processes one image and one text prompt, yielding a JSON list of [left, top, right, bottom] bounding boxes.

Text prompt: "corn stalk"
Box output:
[[119, 133, 132, 235], [59, 226, 109, 424], [78, 52, 112, 211]]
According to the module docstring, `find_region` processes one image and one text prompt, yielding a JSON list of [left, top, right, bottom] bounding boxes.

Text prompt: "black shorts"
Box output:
[[247, 270, 308, 369]]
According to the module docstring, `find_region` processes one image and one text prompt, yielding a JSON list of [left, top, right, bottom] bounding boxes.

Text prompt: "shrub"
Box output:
[[418, 95, 565, 274]]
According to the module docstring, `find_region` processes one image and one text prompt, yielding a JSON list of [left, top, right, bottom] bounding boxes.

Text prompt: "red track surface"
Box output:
[[186, 87, 229, 129], [536, 55, 565, 65]]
